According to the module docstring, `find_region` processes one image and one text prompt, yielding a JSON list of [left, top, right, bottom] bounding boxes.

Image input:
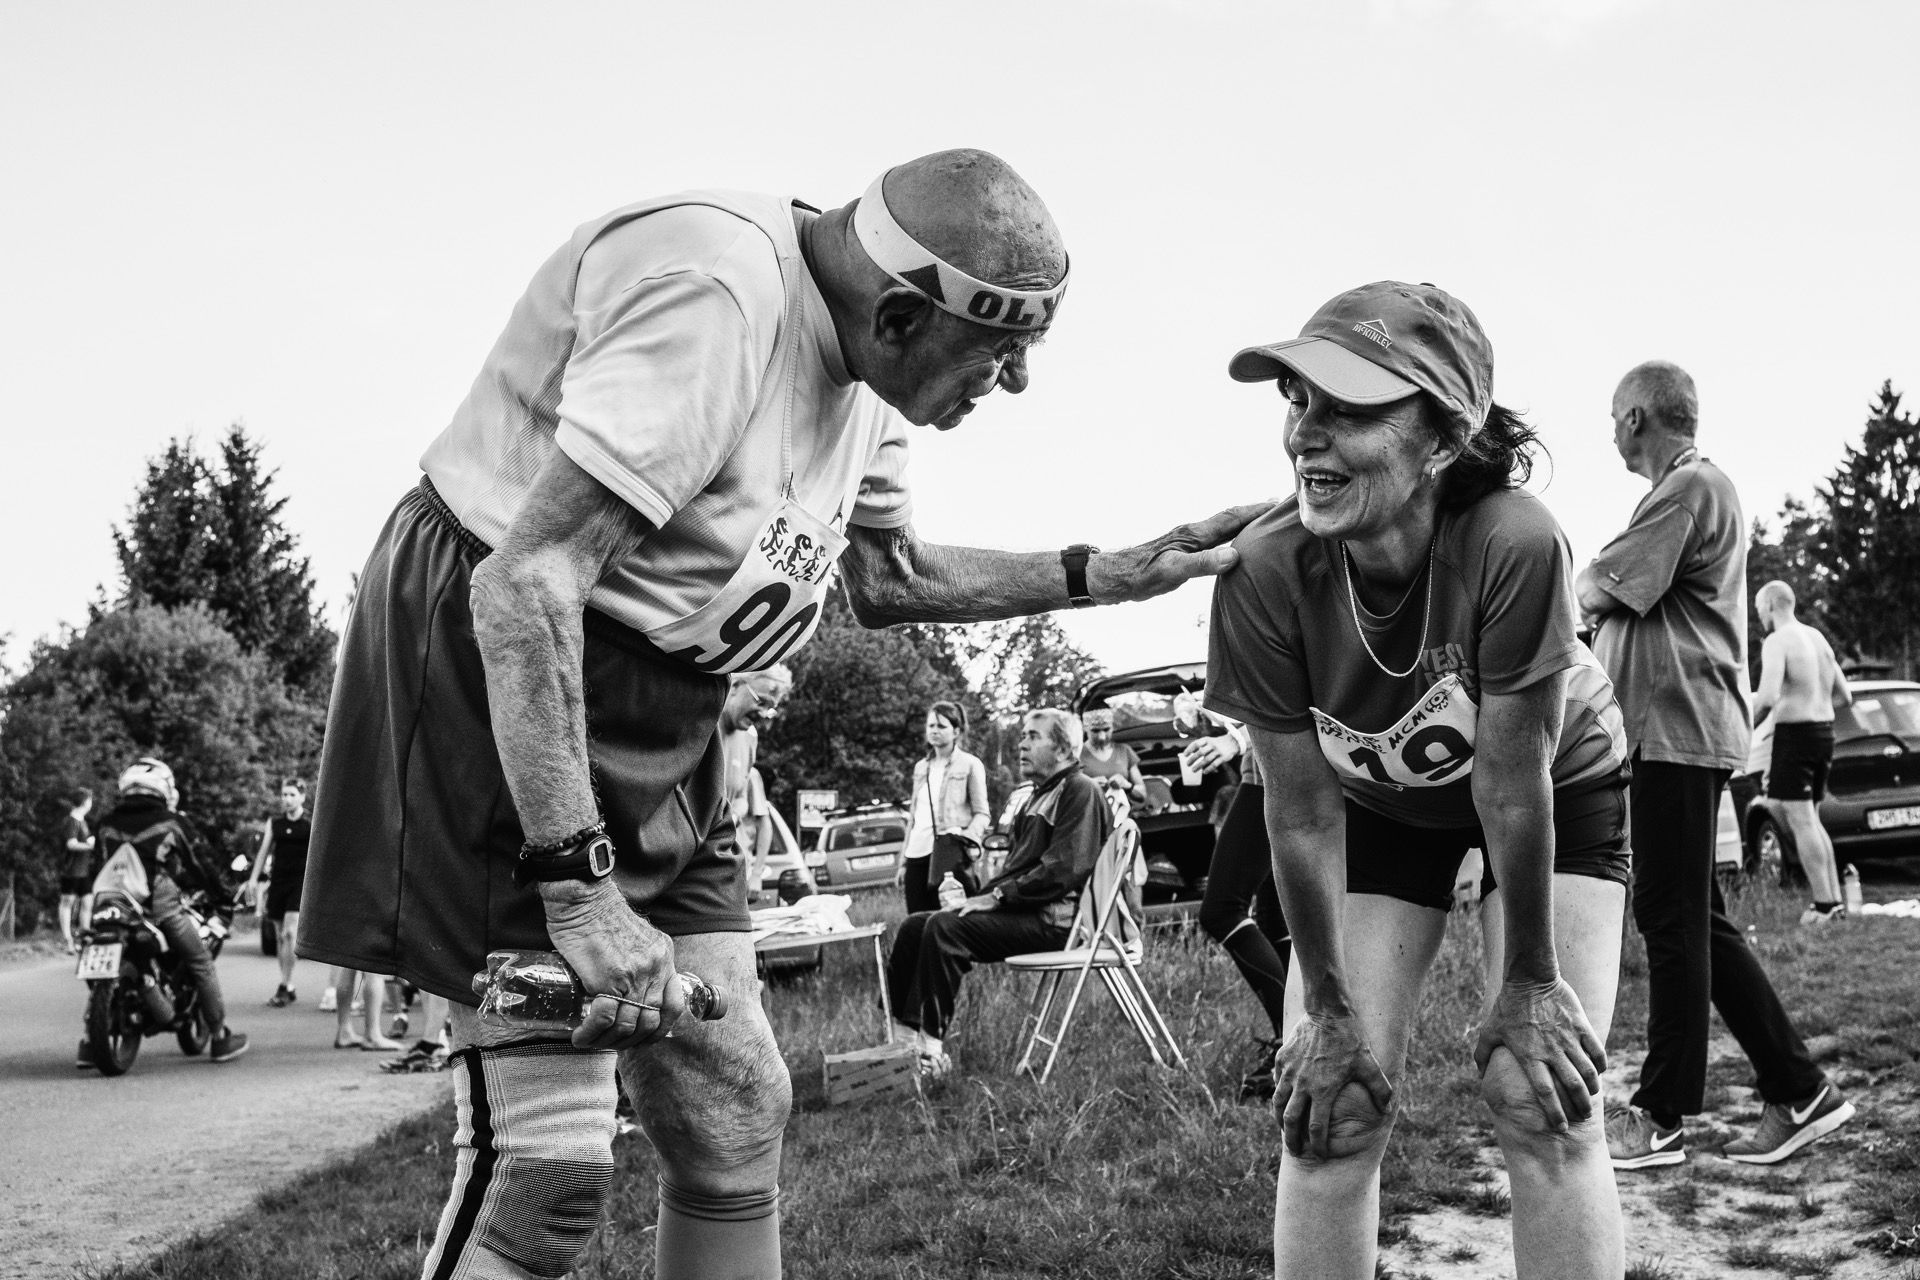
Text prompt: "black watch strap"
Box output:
[[1061, 544, 1098, 608], [515, 833, 616, 886]]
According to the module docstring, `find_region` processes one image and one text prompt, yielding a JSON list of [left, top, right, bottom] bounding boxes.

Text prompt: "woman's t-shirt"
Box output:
[[1079, 743, 1139, 786], [1205, 489, 1626, 829]]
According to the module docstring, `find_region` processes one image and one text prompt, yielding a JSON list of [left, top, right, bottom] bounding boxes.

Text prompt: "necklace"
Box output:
[[1340, 536, 1436, 679]]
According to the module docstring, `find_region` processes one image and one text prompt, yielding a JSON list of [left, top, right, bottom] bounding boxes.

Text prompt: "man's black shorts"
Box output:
[[1767, 721, 1834, 801], [265, 872, 303, 920], [60, 875, 92, 897], [299, 480, 743, 1005], [1345, 770, 1633, 912]]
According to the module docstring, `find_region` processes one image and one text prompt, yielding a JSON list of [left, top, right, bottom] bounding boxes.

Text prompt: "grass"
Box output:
[[79, 873, 1920, 1279]]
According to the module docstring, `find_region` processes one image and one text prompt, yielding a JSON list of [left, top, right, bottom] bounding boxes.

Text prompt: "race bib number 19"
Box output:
[[1311, 674, 1478, 790]]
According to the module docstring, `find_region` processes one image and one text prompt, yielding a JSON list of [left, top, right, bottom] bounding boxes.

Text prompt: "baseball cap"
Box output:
[[1228, 281, 1493, 435]]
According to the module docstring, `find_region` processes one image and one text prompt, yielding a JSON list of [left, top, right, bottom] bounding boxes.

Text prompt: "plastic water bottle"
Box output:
[[1842, 865, 1863, 913], [938, 872, 967, 910], [471, 950, 726, 1034]]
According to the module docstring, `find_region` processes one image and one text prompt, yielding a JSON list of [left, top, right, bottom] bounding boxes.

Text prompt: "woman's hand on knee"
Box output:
[[540, 879, 688, 1050], [1275, 1013, 1395, 1160], [1472, 976, 1605, 1130]]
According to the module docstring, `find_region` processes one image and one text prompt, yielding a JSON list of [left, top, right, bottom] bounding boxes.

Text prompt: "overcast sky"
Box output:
[[4, 0, 1916, 678]]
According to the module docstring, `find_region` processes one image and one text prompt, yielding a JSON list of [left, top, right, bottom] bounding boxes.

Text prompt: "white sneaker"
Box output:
[[1799, 904, 1847, 926], [318, 988, 338, 1012]]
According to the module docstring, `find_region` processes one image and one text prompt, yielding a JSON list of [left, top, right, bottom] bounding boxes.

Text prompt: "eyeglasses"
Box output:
[[743, 683, 785, 717]]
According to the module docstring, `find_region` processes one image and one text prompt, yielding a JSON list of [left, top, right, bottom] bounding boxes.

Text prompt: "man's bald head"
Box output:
[[881, 149, 1066, 292], [1614, 360, 1699, 438], [1757, 580, 1796, 616]]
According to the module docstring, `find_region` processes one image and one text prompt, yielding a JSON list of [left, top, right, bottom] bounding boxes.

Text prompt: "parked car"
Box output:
[[1739, 679, 1920, 879], [805, 803, 909, 890], [1074, 662, 1236, 903]]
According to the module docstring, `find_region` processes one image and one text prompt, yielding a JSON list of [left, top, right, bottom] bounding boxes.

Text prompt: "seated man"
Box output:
[[886, 707, 1113, 1075]]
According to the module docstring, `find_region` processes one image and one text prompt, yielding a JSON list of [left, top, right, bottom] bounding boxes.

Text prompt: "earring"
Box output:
[[1427, 466, 1438, 480]]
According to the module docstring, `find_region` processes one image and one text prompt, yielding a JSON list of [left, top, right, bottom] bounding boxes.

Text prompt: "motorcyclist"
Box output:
[[79, 757, 250, 1065]]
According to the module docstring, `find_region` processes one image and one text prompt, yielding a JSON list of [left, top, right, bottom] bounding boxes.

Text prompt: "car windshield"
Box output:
[[825, 821, 904, 852], [1843, 689, 1920, 738]]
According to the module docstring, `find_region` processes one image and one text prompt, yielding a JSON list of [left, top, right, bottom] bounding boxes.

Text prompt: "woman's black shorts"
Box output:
[[1344, 771, 1632, 912]]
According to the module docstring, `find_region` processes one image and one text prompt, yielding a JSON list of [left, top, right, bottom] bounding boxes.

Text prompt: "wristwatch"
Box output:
[[515, 832, 617, 886], [1060, 544, 1098, 608]]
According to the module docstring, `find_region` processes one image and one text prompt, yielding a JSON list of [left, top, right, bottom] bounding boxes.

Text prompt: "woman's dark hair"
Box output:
[[924, 700, 967, 756], [1429, 399, 1545, 509], [69, 786, 93, 807]]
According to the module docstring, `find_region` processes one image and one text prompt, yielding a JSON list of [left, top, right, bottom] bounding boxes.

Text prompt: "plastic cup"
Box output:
[[1179, 755, 1203, 787]]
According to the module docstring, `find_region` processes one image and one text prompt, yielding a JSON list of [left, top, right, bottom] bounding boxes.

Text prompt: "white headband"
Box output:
[[852, 171, 1067, 331]]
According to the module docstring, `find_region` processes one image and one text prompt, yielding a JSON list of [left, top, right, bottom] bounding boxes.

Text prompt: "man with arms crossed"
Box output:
[[1579, 361, 1851, 1170], [1752, 580, 1853, 922], [300, 149, 1255, 1280]]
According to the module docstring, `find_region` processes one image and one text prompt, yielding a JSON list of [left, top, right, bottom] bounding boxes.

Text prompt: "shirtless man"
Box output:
[[1751, 581, 1853, 922]]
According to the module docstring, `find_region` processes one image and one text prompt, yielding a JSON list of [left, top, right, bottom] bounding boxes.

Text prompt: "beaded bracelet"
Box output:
[[520, 821, 607, 860]]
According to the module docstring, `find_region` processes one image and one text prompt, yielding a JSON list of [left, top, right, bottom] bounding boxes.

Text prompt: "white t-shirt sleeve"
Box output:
[[850, 402, 914, 530], [552, 218, 779, 528]]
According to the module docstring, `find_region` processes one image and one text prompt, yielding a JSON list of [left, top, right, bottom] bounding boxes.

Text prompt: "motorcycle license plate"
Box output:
[[75, 942, 123, 981]]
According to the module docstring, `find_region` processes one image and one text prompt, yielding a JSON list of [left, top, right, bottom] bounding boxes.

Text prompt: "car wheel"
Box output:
[[1752, 818, 1805, 889]]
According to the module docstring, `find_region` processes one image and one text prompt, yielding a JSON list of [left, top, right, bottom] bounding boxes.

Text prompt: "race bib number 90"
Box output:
[[1311, 674, 1479, 790]]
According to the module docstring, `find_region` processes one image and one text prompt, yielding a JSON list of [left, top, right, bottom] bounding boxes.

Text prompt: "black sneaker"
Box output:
[[210, 1028, 251, 1063], [1238, 1037, 1280, 1103], [266, 984, 296, 1008]]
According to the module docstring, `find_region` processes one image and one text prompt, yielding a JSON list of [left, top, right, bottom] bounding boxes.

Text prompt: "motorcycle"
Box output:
[[74, 889, 231, 1076]]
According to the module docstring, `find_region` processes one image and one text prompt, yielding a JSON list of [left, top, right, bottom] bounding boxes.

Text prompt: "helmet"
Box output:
[[117, 757, 177, 806]]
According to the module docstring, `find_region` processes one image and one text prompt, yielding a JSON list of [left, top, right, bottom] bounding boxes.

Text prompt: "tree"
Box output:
[[1813, 382, 1920, 676], [0, 604, 325, 927], [958, 615, 1106, 719], [115, 426, 335, 696]]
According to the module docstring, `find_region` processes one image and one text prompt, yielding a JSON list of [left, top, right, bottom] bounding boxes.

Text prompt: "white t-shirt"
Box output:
[[420, 190, 913, 639]]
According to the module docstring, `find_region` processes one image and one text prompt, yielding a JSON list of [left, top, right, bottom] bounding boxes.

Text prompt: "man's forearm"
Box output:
[[470, 566, 600, 845], [1574, 565, 1619, 617], [843, 535, 1078, 625]]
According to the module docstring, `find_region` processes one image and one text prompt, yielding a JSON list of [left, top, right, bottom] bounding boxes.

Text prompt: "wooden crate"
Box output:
[[822, 1040, 918, 1107]]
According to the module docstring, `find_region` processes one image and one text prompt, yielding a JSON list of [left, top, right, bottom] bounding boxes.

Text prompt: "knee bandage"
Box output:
[[655, 1178, 781, 1280], [423, 1043, 618, 1280]]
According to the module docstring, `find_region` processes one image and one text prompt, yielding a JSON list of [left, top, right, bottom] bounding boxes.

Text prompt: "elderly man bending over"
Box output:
[[886, 707, 1113, 1075]]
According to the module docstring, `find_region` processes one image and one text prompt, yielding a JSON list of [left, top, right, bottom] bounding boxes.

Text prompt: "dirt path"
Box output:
[[1377, 1038, 1916, 1279], [0, 935, 452, 1279]]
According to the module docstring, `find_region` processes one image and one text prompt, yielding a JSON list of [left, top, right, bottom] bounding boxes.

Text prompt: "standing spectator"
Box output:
[[719, 666, 791, 896], [1751, 580, 1853, 922], [1182, 723, 1293, 1101], [1578, 360, 1852, 1168], [886, 708, 1111, 1076], [245, 779, 312, 1006], [57, 787, 96, 953], [1078, 706, 1146, 808], [899, 700, 990, 910]]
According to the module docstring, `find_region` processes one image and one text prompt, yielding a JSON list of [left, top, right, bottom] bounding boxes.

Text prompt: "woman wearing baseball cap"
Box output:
[[1204, 282, 1629, 1278]]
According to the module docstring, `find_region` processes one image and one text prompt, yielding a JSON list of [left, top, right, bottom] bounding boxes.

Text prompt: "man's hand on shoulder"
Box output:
[[1090, 503, 1269, 605]]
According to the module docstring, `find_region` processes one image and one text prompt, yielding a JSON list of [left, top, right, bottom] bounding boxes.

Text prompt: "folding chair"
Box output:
[[1005, 818, 1188, 1083]]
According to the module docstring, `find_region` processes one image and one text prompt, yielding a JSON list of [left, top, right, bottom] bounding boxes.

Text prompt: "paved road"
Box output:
[[0, 933, 452, 1279]]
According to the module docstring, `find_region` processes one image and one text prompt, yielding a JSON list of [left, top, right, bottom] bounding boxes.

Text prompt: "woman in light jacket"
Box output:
[[900, 700, 990, 912]]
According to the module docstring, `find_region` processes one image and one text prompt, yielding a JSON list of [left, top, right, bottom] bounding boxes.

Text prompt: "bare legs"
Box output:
[[1779, 800, 1842, 905], [333, 968, 401, 1050], [1270, 876, 1626, 1280]]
